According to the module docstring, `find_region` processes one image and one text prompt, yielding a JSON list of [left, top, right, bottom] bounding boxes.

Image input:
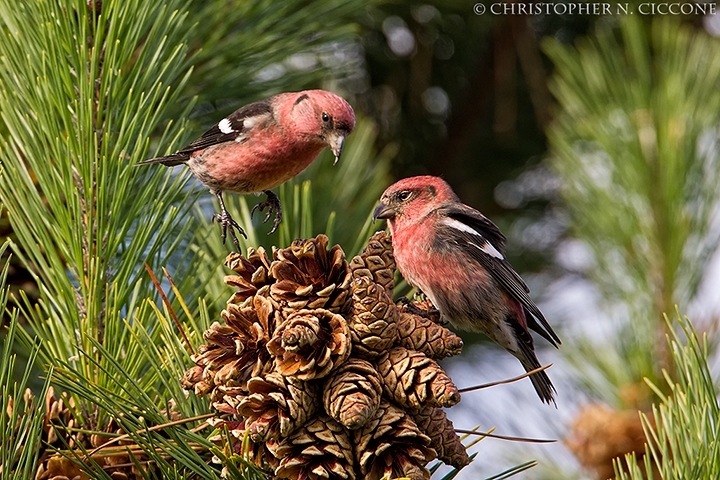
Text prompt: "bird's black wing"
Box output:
[[175, 98, 274, 155], [137, 98, 274, 166], [435, 204, 561, 347], [442, 202, 507, 254]]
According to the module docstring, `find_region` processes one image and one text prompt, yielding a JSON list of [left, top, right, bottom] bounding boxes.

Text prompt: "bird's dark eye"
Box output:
[[397, 190, 412, 201], [321, 112, 331, 123]]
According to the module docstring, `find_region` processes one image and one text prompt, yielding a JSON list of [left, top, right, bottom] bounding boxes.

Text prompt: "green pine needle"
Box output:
[[614, 313, 720, 479]]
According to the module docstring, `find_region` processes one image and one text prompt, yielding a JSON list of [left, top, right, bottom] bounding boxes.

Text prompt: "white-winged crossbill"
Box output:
[[138, 90, 355, 248], [374, 175, 561, 404]]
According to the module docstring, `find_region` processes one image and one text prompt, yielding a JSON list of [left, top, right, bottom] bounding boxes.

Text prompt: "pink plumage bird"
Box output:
[[138, 90, 355, 248], [373, 176, 561, 404]]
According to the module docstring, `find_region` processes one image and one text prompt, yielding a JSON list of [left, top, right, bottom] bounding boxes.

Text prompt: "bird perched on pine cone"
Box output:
[[373, 176, 561, 404], [138, 90, 355, 248]]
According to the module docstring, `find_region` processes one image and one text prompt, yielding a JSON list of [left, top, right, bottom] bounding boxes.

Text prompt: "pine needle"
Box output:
[[458, 364, 553, 393]]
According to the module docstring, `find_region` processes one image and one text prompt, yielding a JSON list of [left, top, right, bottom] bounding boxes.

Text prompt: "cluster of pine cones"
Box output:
[[182, 232, 470, 479]]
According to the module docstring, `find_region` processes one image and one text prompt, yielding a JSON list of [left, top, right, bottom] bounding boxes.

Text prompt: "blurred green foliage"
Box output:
[[546, 16, 720, 407]]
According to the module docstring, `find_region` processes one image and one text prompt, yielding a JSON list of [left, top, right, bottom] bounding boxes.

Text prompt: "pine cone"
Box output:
[[354, 401, 436, 480], [269, 414, 356, 480], [35, 390, 147, 480], [349, 276, 398, 358], [376, 347, 461, 410], [186, 295, 276, 394], [270, 234, 352, 316], [267, 308, 351, 380], [180, 364, 212, 396], [224, 247, 273, 304], [349, 231, 395, 295], [33, 387, 82, 480], [236, 371, 320, 442], [31, 391, 157, 480], [36, 457, 85, 480], [566, 403, 652, 480], [323, 358, 383, 430], [411, 405, 469, 469], [396, 311, 463, 360], [210, 419, 279, 471], [209, 384, 247, 415], [42, 387, 76, 447]]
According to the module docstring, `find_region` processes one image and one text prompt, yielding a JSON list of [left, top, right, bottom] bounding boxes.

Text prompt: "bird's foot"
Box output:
[[251, 190, 282, 234], [412, 290, 429, 303], [212, 210, 246, 250], [398, 296, 443, 324]]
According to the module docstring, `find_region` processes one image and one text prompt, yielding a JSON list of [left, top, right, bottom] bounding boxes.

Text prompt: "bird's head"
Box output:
[[287, 90, 356, 164], [373, 176, 459, 228]]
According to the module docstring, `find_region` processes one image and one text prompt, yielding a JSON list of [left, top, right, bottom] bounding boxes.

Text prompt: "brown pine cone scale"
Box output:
[[376, 347, 461, 410], [396, 311, 463, 359], [323, 358, 383, 430], [411, 405, 469, 469]]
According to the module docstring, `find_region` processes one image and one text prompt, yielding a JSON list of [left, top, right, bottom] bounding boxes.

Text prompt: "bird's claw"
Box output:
[[212, 211, 246, 250], [251, 190, 283, 234], [212, 191, 247, 250], [412, 291, 429, 303], [398, 296, 443, 324]]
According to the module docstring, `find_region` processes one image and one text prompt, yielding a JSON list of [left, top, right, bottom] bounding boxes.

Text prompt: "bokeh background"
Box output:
[[2, 1, 720, 478]]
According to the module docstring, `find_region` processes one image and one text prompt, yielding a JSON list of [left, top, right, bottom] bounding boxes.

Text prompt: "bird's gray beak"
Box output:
[[373, 202, 394, 222], [327, 132, 347, 165]]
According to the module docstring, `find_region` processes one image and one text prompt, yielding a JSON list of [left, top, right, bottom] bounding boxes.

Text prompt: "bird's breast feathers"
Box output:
[[187, 130, 325, 194]]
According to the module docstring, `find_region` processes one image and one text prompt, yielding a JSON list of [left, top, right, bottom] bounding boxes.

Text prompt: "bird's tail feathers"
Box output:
[[526, 313, 561, 348], [511, 320, 557, 405], [522, 358, 556, 406], [135, 153, 188, 167]]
